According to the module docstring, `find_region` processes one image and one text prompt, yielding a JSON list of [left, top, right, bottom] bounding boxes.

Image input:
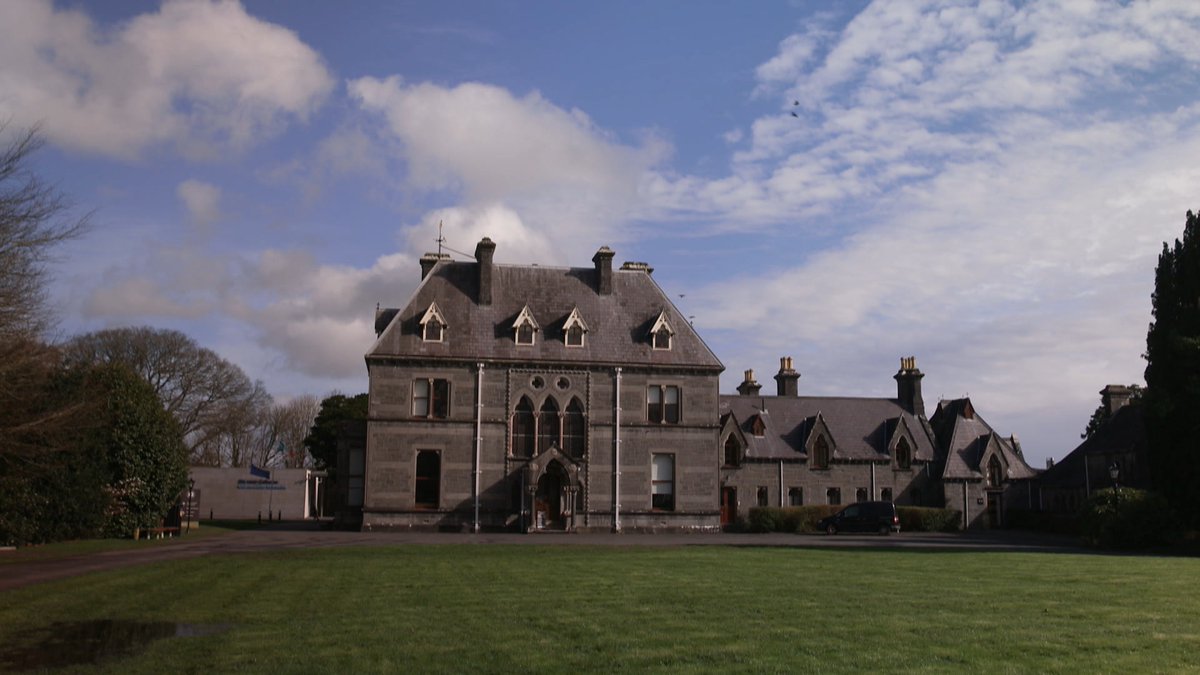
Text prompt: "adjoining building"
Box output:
[[187, 466, 330, 521], [1039, 385, 1147, 513], [351, 238, 1037, 532]]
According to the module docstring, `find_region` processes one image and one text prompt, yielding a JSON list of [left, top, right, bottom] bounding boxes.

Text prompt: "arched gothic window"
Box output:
[[723, 435, 740, 467], [987, 455, 1003, 488], [513, 397, 536, 458], [563, 398, 586, 458], [812, 435, 830, 470], [538, 398, 560, 453], [895, 437, 912, 470]]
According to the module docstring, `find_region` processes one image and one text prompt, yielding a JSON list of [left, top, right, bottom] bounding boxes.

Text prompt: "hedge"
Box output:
[[745, 505, 961, 533]]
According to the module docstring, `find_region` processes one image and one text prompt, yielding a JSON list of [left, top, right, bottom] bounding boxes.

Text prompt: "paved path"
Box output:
[[0, 524, 1086, 592]]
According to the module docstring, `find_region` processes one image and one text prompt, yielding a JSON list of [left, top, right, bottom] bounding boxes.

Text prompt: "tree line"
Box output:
[[0, 124, 346, 545]]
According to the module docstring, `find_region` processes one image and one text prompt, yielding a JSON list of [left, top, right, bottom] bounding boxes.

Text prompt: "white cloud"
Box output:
[[348, 76, 668, 261], [177, 179, 222, 226], [675, 0, 1200, 463], [0, 0, 334, 158]]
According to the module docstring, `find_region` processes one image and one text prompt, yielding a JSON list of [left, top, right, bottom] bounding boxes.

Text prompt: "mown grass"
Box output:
[[1, 545, 1198, 673]]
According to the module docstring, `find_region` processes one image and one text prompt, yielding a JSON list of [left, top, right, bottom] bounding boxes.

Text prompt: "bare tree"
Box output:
[[0, 123, 91, 467], [63, 326, 267, 465], [0, 122, 89, 341]]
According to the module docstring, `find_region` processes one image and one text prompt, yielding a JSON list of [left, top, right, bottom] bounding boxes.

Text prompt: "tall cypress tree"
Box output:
[[1144, 211, 1200, 525]]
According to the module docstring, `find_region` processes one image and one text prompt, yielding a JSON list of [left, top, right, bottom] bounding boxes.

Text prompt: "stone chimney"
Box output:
[[736, 369, 762, 396], [419, 252, 451, 280], [474, 237, 496, 306], [1100, 385, 1133, 416], [894, 356, 926, 417], [593, 246, 614, 295], [774, 357, 800, 397]]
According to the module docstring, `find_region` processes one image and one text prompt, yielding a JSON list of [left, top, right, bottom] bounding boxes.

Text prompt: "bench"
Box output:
[[138, 526, 181, 540]]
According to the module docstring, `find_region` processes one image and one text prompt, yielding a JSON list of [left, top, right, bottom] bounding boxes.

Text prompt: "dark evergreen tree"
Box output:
[[303, 393, 368, 471], [81, 364, 189, 537], [1144, 211, 1200, 526]]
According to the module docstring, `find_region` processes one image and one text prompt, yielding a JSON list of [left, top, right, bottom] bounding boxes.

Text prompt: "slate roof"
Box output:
[[719, 395, 938, 462], [369, 258, 723, 370], [1039, 404, 1146, 488], [929, 398, 1037, 481]]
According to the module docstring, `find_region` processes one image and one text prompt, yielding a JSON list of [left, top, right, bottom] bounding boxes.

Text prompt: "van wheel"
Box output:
[[826, 524, 837, 535], [878, 525, 890, 536]]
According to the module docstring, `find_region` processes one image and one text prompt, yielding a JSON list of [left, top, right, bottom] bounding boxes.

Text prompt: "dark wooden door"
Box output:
[[720, 487, 737, 526]]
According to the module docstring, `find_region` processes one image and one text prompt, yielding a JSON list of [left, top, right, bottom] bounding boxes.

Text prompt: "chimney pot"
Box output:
[[894, 356, 926, 417], [774, 356, 800, 397], [737, 368, 762, 396]]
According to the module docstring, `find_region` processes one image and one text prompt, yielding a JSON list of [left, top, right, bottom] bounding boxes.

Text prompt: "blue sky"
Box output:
[[4, 0, 1198, 467]]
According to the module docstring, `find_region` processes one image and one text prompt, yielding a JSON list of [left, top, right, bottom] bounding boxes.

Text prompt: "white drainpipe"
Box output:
[[778, 460, 784, 507], [614, 367, 622, 533], [474, 362, 484, 533], [870, 462, 877, 500], [962, 481, 969, 529]]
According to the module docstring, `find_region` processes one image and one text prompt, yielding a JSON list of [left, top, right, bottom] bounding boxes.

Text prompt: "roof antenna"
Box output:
[[436, 220, 445, 257]]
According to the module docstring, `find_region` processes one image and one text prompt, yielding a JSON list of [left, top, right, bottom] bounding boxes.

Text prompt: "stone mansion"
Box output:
[[344, 238, 1036, 532]]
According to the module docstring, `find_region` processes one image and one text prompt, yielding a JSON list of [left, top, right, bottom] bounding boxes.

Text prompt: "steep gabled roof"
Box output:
[[1040, 404, 1146, 488], [718, 395, 937, 462], [930, 398, 1037, 481], [370, 259, 723, 370]]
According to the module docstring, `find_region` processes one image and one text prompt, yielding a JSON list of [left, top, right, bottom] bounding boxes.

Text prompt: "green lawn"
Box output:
[[1, 545, 1198, 673]]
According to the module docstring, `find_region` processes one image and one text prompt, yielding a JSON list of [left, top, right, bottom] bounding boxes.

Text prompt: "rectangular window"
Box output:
[[789, 487, 803, 506], [756, 486, 769, 507], [412, 378, 450, 418], [415, 450, 440, 508], [880, 487, 893, 502], [651, 454, 675, 511], [856, 487, 868, 503], [827, 487, 841, 506], [647, 385, 681, 424]]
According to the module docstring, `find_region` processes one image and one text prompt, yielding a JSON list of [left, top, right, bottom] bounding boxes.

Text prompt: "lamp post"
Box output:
[[186, 478, 195, 534], [1108, 462, 1121, 539]]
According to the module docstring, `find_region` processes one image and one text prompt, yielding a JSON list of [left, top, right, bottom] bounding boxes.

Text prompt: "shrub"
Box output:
[[746, 505, 846, 533], [1079, 487, 1179, 549], [897, 506, 961, 532]]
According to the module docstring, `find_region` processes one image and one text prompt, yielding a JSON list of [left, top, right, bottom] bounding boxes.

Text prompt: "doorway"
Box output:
[[535, 462, 567, 530], [720, 487, 737, 527], [985, 492, 1002, 529]]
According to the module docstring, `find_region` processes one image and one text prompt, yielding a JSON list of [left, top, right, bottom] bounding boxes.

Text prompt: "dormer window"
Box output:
[[650, 311, 674, 351], [563, 307, 588, 348], [751, 415, 766, 438], [987, 455, 1003, 488], [419, 302, 447, 343], [513, 305, 539, 346]]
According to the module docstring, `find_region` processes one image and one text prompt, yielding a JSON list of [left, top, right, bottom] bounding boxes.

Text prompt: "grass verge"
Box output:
[[1, 545, 1198, 672]]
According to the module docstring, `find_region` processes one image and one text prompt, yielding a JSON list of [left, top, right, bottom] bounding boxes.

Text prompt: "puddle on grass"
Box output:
[[0, 620, 231, 671]]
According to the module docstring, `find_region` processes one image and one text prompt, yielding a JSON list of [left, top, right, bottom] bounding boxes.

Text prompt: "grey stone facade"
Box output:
[[362, 239, 723, 532]]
